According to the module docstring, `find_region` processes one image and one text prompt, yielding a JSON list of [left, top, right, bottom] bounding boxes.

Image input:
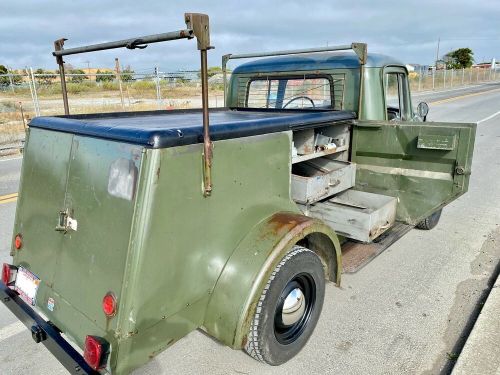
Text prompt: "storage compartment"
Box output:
[[291, 158, 355, 204], [292, 123, 351, 163], [305, 190, 397, 242]]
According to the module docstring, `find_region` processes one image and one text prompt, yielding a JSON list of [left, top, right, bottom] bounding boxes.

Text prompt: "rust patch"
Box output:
[[342, 223, 413, 273], [268, 212, 310, 235]]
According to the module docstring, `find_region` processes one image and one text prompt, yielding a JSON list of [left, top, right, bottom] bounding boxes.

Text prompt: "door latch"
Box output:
[[454, 166, 471, 176], [55, 208, 78, 232]]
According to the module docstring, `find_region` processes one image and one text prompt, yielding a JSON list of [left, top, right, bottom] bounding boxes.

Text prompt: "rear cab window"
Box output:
[[245, 76, 342, 110]]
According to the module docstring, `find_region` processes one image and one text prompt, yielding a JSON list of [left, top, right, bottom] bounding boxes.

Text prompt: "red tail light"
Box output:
[[14, 234, 23, 250], [84, 335, 109, 370], [2, 263, 17, 286], [102, 292, 117, 317]]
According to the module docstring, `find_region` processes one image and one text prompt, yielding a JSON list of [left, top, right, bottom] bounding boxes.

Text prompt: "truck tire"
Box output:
[[244, 246, 325, 365], [416, 209, 442, 230]]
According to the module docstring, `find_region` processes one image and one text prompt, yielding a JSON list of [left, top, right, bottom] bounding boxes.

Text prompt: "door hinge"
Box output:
[[55, 208, 78, 232]]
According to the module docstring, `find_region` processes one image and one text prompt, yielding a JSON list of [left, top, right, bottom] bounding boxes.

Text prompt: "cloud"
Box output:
[[1, 0, 499, 71]]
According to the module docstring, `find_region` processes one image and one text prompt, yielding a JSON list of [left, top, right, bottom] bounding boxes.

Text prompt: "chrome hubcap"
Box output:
[[281, 288, 305, 326]]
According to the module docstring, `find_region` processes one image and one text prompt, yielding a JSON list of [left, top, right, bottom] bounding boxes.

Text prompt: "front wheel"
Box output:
[[416, 208, 442, 230], [244, 246, 325, 365]]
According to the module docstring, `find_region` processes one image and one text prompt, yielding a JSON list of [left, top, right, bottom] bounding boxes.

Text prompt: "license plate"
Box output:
[[14, 267, 40, 306]]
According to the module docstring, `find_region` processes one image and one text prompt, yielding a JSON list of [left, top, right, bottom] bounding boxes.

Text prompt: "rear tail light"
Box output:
[[14, 234, 23, 250], [102, 292, 117, 317], [2, 263, 17, 286], [84, 335, 109, 371]]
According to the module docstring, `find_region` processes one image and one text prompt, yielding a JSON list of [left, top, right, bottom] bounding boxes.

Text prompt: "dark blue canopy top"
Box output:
[[29, 109, 356, 148]]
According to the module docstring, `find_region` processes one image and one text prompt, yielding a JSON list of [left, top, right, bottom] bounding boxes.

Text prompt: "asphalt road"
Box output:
[[0, 83, 499, 374]]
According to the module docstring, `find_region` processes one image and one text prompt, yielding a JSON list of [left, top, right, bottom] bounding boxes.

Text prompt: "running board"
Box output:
[[342, 223, 414, 273]]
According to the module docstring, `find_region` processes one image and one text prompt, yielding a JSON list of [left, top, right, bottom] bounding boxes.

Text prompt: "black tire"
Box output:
[[245, 246, 325, 365], [416, 209, 442, 230]]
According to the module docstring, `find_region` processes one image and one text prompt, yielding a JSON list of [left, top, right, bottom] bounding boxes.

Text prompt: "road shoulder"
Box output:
[[451, 273, 500, 375]]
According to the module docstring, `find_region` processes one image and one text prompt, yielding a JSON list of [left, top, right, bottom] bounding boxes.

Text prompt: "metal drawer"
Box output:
[[306, 190, 397, 243], [291, 158, 355, 204]]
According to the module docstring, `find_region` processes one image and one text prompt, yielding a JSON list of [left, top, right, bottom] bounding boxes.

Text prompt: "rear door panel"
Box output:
[[14, 129, 142, 332], [52, 136, 142, 327], [13, 128, 73, 286], [351, 120, 476, 224]]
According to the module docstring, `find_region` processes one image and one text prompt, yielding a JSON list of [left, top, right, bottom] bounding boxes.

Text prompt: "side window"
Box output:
[[246, 77, 333, 109], [384, 72, 409, 121]]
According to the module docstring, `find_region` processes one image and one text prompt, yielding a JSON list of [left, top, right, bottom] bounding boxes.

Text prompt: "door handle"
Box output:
[[55, 209, 78, 232]]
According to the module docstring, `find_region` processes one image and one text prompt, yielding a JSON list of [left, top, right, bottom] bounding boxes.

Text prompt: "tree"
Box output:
[[0, 65, 22, 86], [69, 69, 88, 83], [121, 68, 134, 82], [34, 68, 56, 85], [197, 66, 223, 79], [96, 69, 115, 82], [444, 48, 474, 69]]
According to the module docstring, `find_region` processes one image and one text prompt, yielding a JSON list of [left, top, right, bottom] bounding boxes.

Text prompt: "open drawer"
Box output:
[[305, 190, 397, 243], [291, 158, 355, 204]]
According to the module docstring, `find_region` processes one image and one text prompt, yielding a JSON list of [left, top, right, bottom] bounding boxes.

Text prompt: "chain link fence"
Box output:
[[409, 66, 500, 92], [1, 65, 499, 149], [0, 68, 225, 148]]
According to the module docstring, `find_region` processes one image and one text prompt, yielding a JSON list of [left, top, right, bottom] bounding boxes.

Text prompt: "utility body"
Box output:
[[1, 13, 475, 374]]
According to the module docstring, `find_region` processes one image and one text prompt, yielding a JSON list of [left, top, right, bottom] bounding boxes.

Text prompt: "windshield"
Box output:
[[245, 76, 335, 110]]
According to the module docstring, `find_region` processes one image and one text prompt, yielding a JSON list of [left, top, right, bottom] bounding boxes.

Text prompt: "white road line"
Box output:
[[0, 156, 22, 163], [477, 110, 500, 124], [412, 83, 498, 97], [0, 321, 26, 342]]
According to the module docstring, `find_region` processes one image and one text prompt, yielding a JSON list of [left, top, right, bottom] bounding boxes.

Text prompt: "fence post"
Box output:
[[450, 69, 454, 87], [469, 68, 472, 83], [30, 67, 41, 116], [7, 69, 14, 93], [154, 66, 162, 109], [115, 58, 125, 109], [461, 68, 465, 85], [432, 68, 435, 90], [443, 68, 446, 88], [418, 66, 422, 91], [25, 67, 38, 117]]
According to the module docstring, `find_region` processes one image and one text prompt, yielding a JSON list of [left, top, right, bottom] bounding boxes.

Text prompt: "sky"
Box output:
[[1, 0, 499, 73]]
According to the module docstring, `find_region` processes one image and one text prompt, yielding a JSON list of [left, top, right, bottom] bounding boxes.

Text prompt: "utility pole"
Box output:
[[435, 37, 440, 67], [115, 58, 125, 108]]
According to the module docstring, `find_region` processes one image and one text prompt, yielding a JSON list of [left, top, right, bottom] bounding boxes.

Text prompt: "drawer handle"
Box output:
[[328, 179, 340, 187]]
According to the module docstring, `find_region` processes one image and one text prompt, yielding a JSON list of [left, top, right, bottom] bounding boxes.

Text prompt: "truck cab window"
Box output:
[[384, 72, 409, 121], [246, 77, 333, 109]]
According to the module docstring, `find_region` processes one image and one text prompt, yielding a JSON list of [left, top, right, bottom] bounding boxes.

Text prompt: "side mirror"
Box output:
[[417, 102, 429, 122]]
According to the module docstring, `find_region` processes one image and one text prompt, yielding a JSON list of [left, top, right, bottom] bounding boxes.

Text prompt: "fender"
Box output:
[[202, 211, 341, 349]]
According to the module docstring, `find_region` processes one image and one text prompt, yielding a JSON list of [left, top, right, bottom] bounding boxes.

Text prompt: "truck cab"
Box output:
[[1, 26, 476, 375]]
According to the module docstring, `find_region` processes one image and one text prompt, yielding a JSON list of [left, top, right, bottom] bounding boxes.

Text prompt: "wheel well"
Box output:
[[297, 232, 340, 284]]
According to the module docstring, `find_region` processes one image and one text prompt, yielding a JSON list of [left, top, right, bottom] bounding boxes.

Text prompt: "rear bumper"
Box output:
[[0, 281, 99, 374]]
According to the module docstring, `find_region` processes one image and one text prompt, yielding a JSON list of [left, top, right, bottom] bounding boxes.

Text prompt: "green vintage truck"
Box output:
[[1, 14, 475, 375]]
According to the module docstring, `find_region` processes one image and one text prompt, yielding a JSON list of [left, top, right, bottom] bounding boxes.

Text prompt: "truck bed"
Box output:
[[29, 108, 356, 148]]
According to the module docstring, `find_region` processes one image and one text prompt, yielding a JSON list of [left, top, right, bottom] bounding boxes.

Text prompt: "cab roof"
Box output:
[[231, 51, 404, 74]]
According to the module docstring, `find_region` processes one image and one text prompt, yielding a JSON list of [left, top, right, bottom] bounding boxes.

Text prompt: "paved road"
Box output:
[[0, 84, 499, 374]]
